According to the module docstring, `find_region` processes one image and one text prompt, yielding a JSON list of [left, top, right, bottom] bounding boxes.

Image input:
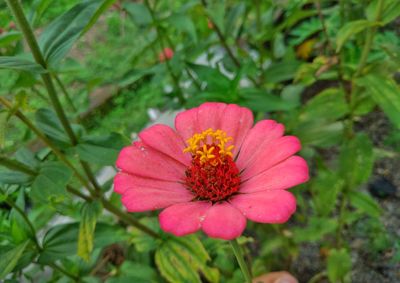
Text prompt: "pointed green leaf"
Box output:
[[0, 241, 29, 279], [39, 0, 116, 65], [31, 161, 73, 203], [78, 201, 102, 261], [327, 248, 352, 283], [0, 31, 22, 47], [0, 56, 46, 73], [339, 134, 374, 188], [336, 20, 381, 52], [155, 235, 219, 283], [348, 191, 381, 218], [357, 75, 400, 129]]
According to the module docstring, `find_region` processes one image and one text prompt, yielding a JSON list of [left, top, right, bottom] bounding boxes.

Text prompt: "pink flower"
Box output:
[[114, 103, 309, 240], [159, 47, 174, 62]]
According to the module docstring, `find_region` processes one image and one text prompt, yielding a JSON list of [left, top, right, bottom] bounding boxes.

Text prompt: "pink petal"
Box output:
[[116, 142, 185, 181], [113, 172, 186, 195], [121, 187, 193, 212], [230, 190, 296, 223], [201, 202, 246, 240], [240, 156, 309, 193], [219, 104, 254, 157], [241, 136, 301, 180], [175, 108, 199, 142], [197, 102, 227, 132], [159, 201, 211, 236], [139, 124, 190, 166], [236, 120, 284, 169]]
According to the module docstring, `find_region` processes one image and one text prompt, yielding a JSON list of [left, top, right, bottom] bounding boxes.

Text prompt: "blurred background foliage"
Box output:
[[0, 0, 399, 282]]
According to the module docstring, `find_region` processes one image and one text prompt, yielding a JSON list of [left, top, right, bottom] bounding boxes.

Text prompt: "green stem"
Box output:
[[6, 0, 103, 196], [53, 74, 77, 113], [354, 0, 384, 77], [308, 271, 327, 283], [0, 154, 160, 239], [143, 0, 185, 105], [201, 0, 241, 68], [230, 238, 252, 283], [48, 262, 80, 281], [5, 197, 41, 251], [335, 193, 347, 248], [5, 0, 78, 145], [0, 156, 36, 175], [101, 197, 161, 239], [4, 192, 79, 281], [0, 96, 93, 193]]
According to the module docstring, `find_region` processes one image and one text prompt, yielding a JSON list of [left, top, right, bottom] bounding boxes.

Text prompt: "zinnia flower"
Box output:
[[159, 47, 174, 62], [114, 103, 309, 240]]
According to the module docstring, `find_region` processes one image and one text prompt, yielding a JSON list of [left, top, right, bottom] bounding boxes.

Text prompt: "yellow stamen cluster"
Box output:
[[183, 128, 234, 164]]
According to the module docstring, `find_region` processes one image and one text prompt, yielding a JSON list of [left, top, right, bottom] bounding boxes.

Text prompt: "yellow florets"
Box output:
[[183, 128, 234, 164]]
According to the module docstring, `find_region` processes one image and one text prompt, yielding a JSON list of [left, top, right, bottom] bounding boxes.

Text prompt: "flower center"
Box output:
[[183, 129, 241, 202]]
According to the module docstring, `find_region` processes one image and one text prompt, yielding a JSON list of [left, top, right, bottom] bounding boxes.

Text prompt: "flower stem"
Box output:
[[230, 238, 252, 283], [354, 0, 384, 77], [0, 96, 93, 193], [143, 0, 186, 105], [5, 0, 103, 196], [53, 74, 78, 113], [5, 0, 78, 145], [0, 154, 160, 239]]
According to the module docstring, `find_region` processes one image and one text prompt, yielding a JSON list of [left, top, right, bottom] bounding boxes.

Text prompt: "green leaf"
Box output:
[[155, 235, 219, 283], [39, 222, 127, 263], [0, 31, 22, 47], [123, 2, 152, 26], [76, 133, 126, 166], [0, 169, 32, 185], [264, 60, 301, 83], [357, 75, 400, 129], [367, 0, 400, 25], [35, 108, 71, 146], [239, 88, 298, 112], [31, 161, 72, 203], [188, 63, 231, 91], [0, 241, 29, 279], [130, 217, 159, 253], [39, 0, 116, 65], [348, 191, 381, 218], [293, 217, 338, 243], [167, 13, 197, 43], [327, 248, 352, 283], [311, 171, 344, 216], [339, 134, 374, 188], [108, 261, 159, 283], [294, 120, 344, 147], [336, 20, 381, 52], [78, 201, 102, 261], [29, 0, 53, 26], [10, 191, 32, 243], [299, 88, 348, 122], [0, 56, 46, 73]]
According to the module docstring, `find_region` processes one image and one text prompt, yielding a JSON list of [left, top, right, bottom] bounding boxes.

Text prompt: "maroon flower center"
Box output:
[[184, 145, 241, 202]]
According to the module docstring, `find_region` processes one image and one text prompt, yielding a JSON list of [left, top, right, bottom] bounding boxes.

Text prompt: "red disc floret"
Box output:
[[184, 145, 241, 202]]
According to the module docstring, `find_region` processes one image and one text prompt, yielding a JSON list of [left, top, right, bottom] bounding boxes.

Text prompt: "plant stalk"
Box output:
[[143, 0, 185, 105], [53, 74, 77, 113], [354, 0, 384, 77], [230, 238, 252, 283], [0, 96, 93, 193], [0, 154, 160, 239], [5, 0, 78, 145], [5, 197, 41, 251], [6, 0, 103, 196]]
